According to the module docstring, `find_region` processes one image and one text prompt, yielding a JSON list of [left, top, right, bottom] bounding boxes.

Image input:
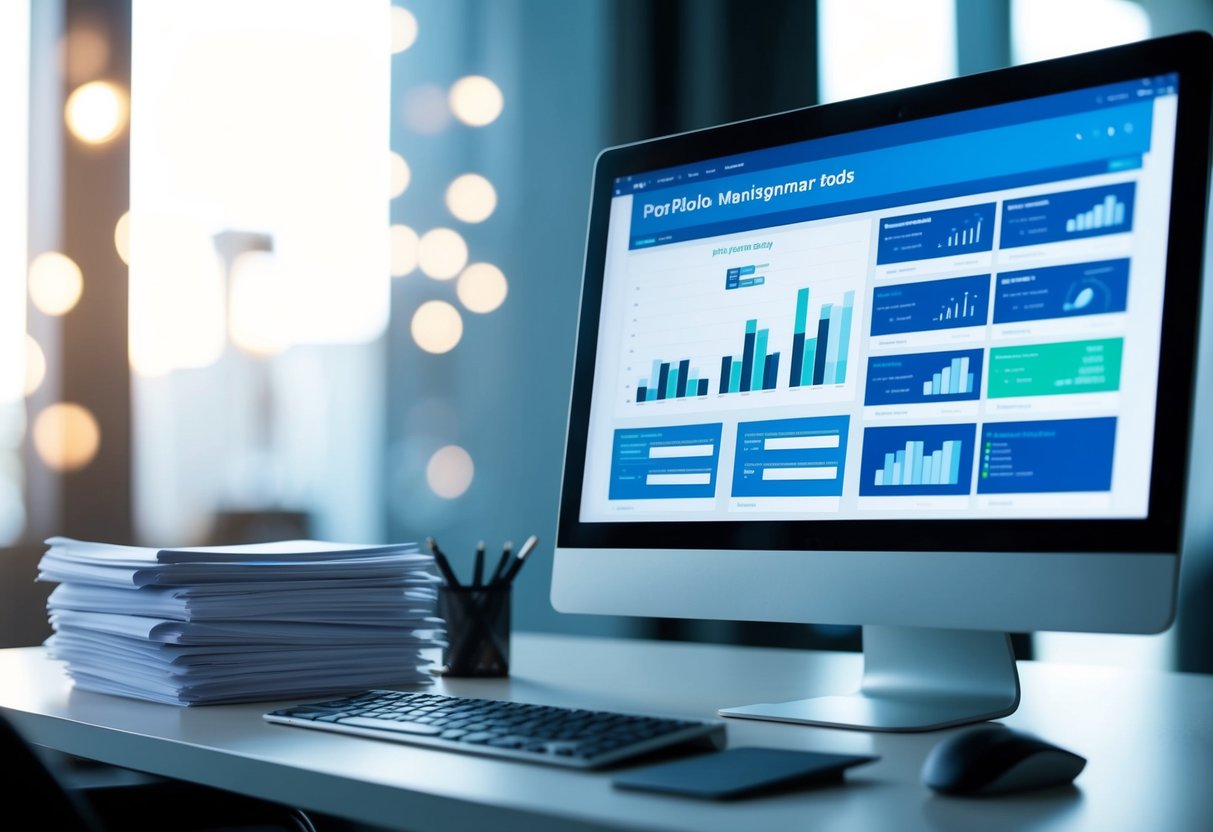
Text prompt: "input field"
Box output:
[[763, 435, 841, 451], [645, 473, 712, 486], [761, 466, 839, 481], [649, 444, 715, 458]]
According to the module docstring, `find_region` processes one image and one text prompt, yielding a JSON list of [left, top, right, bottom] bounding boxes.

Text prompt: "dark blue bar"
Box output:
[[812, 317, 830, 386], [870, 275, 990, 336], [993, 259, 1131, 324], [876, 203, 996, 265], [636, 385, 647, 402], [1001, 182, 1136, 249], [763, 353, 780, 390], [789, 332, 805, 388], [657, 362, 670, 401], [978, 417, 1116, 493], [676, 359, 690, 398], [719, 356, 732, 394], [740, 332, 755, 393], [697, 378, 708, 396]]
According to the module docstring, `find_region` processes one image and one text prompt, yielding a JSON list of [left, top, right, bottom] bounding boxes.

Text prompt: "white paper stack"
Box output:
[[37, 537, 443, 706]]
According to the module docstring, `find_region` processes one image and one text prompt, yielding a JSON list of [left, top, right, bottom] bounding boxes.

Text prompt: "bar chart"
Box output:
[[923, 355, 975, 396], [933, 289, 982, 324], [789, 288, 855, 388], [945, 217, 983, 248], [872, 439, 964, 487], [718, 319, 780, 394], [859, 424, 976, 496], [1065, 193, 1126, 233], [636, 358, 710, 402]]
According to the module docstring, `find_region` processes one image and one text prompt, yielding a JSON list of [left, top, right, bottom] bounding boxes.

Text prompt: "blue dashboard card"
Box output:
[[731, 416, 849, 498], [870, 275, 991, 336], [876, 203, 996, 265], [978, 417, 1117, 493], [864, 349, 984, 405], [1000, 182, 1136, 248], [613, 748, 879, 801], [609, 423, 723, 500], [993, 259, 1130, 323], [859, 423, 977, 496]]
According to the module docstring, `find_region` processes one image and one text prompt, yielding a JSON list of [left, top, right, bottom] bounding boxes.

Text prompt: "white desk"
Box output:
[[2, 633, 1211, 831]]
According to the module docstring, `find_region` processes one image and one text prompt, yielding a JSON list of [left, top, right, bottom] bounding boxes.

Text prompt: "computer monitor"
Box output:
[[552, 32, 1212, 732]]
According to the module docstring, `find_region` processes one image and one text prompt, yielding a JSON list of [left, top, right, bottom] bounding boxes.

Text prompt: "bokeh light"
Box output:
[[24, 335, 46, 397], [449, 75, 503, 127], [389, 151, 410, 198], [417, 227, 468, 280], [456, 262, 508, 314], [445, 173, 497, 223], [33, 402, 101, 472], [426, 444, 474, 499], [64, 80, 128, 144], [390, 6, 418, 54], [403, 83, 451, 134], [28, 251, 83, 316], [410, 300, 463, 353], [390, 224, 420, 277], [114, 211, 131, 265]]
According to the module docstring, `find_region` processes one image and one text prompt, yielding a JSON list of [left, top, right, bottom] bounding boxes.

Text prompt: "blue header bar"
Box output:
[[627, 97, 1157, 249], [614, 74, 1176, 197]]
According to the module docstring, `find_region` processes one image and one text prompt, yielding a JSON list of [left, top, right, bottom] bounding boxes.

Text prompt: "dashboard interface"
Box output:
[[579, 75, 1179, 523]]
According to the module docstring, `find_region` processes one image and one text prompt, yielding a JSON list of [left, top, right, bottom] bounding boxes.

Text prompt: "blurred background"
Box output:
[[2, 0, 1211, 673]]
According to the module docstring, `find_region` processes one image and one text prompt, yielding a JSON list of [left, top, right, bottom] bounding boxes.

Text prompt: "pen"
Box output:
[[472, 540, 485, 588], [426, 537, 461, 588], [489, 541, 513, 587], [501, 535, 539, 585]]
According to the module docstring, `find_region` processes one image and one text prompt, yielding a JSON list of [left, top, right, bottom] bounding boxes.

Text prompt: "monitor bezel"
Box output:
[[557, 32, 1212, 558]]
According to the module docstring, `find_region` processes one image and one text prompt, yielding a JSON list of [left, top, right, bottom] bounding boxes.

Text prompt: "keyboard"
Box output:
[[264, 690, 726, 769]]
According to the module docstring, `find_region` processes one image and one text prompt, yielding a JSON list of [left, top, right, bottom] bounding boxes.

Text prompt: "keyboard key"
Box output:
[[338, 717, 443, 736]]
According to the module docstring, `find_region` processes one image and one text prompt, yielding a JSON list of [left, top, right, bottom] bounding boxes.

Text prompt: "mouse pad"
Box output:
[[612, 747, 879, 800]]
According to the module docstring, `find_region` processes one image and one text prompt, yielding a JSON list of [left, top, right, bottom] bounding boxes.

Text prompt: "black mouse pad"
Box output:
[[612, 747, 879, 800]]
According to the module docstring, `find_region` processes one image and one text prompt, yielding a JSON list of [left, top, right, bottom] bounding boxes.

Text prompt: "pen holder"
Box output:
[[438, 585, 511, 677]]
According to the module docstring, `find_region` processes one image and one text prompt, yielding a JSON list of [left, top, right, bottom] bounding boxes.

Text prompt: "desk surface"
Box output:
[[2, 633, 1212, 832]]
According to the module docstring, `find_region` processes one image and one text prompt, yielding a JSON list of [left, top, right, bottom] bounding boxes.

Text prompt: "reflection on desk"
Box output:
[[2, 633, 1212, 832]]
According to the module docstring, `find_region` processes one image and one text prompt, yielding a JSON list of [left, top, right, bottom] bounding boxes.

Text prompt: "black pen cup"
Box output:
[[438, 585, 511, 677]]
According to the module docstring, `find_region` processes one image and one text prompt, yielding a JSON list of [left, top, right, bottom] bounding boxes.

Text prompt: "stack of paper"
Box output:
[[37, 537, 442, 706]]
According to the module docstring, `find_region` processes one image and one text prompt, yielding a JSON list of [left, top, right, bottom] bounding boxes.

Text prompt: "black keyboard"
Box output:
[[264, 690, 726, 769]]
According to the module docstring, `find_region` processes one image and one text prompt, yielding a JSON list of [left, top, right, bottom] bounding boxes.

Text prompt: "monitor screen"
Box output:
[[575, 74, 1181, 526], [555, 35, 1210, 683]]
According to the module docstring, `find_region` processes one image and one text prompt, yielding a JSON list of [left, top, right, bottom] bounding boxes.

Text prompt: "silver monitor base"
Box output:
[[719, 626, 1021, 732]]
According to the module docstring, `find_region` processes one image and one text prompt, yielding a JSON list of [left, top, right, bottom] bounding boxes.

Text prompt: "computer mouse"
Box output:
[[921, 724, 1086, 797]]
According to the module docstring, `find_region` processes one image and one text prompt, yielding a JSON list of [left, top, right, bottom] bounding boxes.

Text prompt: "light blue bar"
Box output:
[[834, 291, 855, 383], [650, 360, 662, 390], [949, 358, 962, 394], [931, 450, 944, 484], [911, 441, 924, 485], [959, 356, 971, 392], [932, 372, 942, 395], [729, 360, 742, 393], [941, 441, 955, 485], [801, 338, 818, 386], [892, 460, 901, 484], [1114, 201, 1125, 225], [947, 440, 962, 485], [751, 329, 769, 391], [883, 453, 895, 486], [922, 456, 933, 485], [875, 469, 884, 487], [900, 445, 913, 485], [966, 372, 974, 393], [824, 303, 843, 383], [665, 368, 678, 399]]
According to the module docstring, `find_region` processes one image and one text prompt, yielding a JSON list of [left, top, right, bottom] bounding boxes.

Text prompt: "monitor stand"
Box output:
[[718, 626, 1020, 732]]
